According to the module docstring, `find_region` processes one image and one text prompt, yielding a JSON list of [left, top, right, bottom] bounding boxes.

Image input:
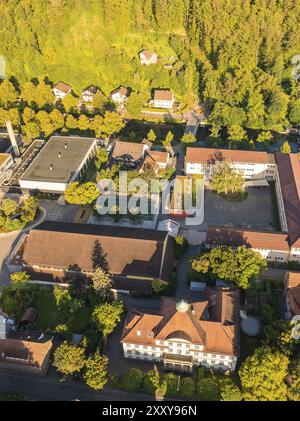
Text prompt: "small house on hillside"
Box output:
[[80, 85, 98, 103], [110, 87, 128, 105], [139, 50, 158, 65], [153, 90, 175, 109], [110, 140, 150, 169], [52, 82, 72, 100]]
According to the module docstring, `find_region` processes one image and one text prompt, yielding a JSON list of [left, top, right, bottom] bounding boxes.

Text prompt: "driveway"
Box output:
[[0, 233, 20, 287]]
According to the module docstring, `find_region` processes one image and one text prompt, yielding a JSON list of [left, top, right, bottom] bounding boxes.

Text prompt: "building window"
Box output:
[[137, 331, 141, 336]]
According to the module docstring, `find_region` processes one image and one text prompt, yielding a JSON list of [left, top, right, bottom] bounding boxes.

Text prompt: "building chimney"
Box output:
[[58, 152, 61, 158], [50, 164, 53, 171], [64, 143, 67, 149], [6, 121, 20, 157]]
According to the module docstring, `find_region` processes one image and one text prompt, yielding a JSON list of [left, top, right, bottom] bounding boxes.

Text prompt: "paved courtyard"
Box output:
[[184, 186, 275, 232]]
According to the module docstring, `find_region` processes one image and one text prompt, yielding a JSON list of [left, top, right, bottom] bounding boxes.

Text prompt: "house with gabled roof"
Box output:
[[110, 87, 129, 106], [121, 288, 240, 373], [52, 81, 72, 100], [153, 90, 175, 109], [139, 50, 158, 65], [284, 271, 300, 319]]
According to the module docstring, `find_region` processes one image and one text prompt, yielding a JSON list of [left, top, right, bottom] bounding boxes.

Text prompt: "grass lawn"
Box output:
[[32, 287, 92, 333]]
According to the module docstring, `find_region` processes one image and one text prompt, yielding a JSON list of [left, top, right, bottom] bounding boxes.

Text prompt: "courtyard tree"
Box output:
[[53, 342, 86, 375], [211, 161, 244, 196], [239, 346, 289, 401], [191, 246, 267, 290], [262, 319, 297, 354], [289, 98, 300, 126], [91, 267, 113, 299], [92, 301, 124, 337], [179, 377, 195, 398], [280, 141, 291, 154], [92, 90, 108, 113], [83, 353, 108, 390], [64, 182, 99, 205]]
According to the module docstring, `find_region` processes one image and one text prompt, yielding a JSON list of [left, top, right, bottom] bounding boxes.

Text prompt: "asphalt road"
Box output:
[[0, 371, 155, 401]]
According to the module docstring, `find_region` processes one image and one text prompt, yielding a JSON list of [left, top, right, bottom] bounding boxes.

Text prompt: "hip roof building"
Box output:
[[122, 288, 240, 372]]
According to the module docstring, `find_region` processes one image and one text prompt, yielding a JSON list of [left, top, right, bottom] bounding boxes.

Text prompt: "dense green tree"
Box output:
[[256, 131, 272, 144], [92, 90, 108, 113], [100, 111, 125, 138], [65, 114, 78, 129], [239, 346, 289, 401], [1, 283, 36, 320], [197, 378, 220, 401], [120, 368, 145, 392], [0, 198, 18, 217], [191, 246, 267, 289], [289, 99, 300, 126], [220, 379, 243, 401], [62, 94, 78, 113], [77, 114, 90, 131], [227, 125, 247, 143], [64, 182, 99, 205], [163, 373, 178, 397], [53, 342, 86, 375], [0, 79, 19, 107], [92, 301, 124, 337], [179, 377, 195, 398], [126, 92, 145, 117], [83, 353, 108, 390]]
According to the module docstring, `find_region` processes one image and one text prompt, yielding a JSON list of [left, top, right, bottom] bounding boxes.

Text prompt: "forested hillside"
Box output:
[[1, 0, 300, 130]]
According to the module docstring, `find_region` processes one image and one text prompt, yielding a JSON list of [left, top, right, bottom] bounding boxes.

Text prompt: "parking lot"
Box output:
[[198, 186, 275, 231]]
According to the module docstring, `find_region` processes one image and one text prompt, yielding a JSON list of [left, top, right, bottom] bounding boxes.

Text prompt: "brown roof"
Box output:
[[285, 271, 300, 316], [186, 147, 272, 165], [110, 87, 128, 97], [154, 90, 174, 101], [21, 222, 174, 282], [0, 153, 11, 167], [206, 225, 290, 252], [53, 81, 71, 94], [21, 307, 38, 323], [140, 50, 156, 59], [143, 151, 170, 170], [112, 140, 145, 161], [0, 337, 53, 369], [275, 153, 300, 248], [122, 290, 239, 356]]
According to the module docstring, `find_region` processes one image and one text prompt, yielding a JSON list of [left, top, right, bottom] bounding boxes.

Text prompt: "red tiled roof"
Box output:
[[186, 147, 271, 165], [275, 153, 300, 248], [285, 271, 300, 315], [154, 90, 173, 101], [206, 225, 290, 252], [112, 140, 145, 161], [122, 290, 240, 356]]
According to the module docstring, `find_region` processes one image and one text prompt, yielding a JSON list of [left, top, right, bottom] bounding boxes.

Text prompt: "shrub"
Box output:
[[163, 373, 178, 397], [220, 380, 243, 401], [142, 370, 160, 395], [179, 377, 195, 398], [151, 279, 168, 296], [197, 377, 220, 401], [120, 368, 145, 392]]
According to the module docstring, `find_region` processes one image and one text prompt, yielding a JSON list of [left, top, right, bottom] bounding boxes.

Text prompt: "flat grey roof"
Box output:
[[20, 136, 96, 183]]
